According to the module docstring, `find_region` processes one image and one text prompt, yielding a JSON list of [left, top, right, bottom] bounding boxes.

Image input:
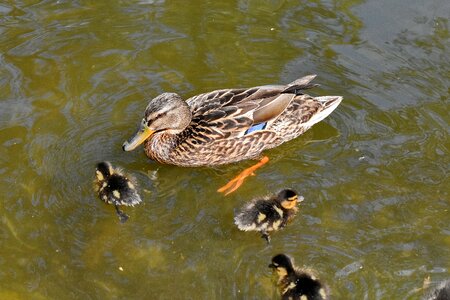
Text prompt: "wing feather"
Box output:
[[176, 75, 326, 161]]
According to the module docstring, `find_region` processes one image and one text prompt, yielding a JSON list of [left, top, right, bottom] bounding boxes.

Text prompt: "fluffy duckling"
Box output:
[[269, 254, 328, 300], [234, 189, 303, 243], [424, 279, 450, 300], [94, 161, 142, 223]]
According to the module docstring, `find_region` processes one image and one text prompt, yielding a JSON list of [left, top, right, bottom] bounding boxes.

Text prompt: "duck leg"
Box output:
[[115, 205, 129, 223], [261, 231, 271, 244], [217, 156, 269, 195]]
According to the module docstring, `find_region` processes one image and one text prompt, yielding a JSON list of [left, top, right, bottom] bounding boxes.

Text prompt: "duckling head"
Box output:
[[123, 93, 192, 151], [95, 161, 114, 181], [277, 189, 303, 210], [269, 253, 295, 276]]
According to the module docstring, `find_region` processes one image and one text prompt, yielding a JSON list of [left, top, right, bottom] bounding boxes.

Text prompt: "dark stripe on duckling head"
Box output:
[[96, 161, 113, 178], [277, 189, 298, 201], [270, 254, 295, 273]]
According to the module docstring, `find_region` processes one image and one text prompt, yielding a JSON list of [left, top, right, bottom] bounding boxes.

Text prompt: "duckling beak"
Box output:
[[268, 263, 275, 268], [122, 121, 155, 151], [297, 196, 304, 203]]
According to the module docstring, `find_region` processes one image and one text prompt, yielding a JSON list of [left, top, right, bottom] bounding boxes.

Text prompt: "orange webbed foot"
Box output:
[[217, 156, 269, 196]]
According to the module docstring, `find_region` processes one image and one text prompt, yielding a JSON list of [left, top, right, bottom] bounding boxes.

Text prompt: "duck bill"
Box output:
[[122, 122, 155, 151]]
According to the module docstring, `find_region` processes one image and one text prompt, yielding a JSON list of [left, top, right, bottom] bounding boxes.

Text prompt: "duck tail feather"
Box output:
[[282, 75, 319, 94], [303, 96, 343, 127]]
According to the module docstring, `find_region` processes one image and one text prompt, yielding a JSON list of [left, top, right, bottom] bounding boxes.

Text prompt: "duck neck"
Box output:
[[285, 264, 295, 274], [144, 129, 190, 164]]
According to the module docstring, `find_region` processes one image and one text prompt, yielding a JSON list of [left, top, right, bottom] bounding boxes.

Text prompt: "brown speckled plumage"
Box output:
[[124, 75, 342, 166]]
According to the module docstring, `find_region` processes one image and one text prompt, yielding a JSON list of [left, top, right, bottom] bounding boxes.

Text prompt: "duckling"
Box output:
[[424, 279, 450, 300], [94, 161, 142, 223], [269, 254, 328, 300], [234, 189, 303, 243]]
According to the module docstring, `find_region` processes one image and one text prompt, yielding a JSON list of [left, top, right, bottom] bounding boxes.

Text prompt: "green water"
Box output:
[[0, 0, 449, 299]]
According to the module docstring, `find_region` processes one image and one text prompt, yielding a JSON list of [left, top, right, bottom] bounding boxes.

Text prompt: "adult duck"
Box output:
[[123, 75, 342, 194]]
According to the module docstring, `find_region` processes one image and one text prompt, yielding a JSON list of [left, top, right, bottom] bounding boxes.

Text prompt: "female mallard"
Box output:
[[123, 75, 342, 193]]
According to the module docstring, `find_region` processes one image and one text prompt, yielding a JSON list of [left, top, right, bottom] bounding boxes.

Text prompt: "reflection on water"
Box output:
[[0, 0, 448, 299]]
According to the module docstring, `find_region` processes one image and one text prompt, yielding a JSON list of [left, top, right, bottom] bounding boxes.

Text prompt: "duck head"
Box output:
[[122, 93, 192, 151], [269, 253, 295, 276], [277, 189, 303, 210]]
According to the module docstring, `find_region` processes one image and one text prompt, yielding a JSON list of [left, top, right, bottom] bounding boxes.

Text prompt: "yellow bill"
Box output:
[[122, 121, 155, 151]]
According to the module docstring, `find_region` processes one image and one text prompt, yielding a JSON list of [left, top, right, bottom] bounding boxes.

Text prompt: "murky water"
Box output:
[[0, 0, 449, 299]]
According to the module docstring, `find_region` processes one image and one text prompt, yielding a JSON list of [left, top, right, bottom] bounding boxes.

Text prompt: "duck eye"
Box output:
[[145, 112, 164, 127], [288, 196, 297, 201]]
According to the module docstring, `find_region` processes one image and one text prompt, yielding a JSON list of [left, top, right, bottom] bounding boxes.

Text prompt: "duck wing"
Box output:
[[185, 75, 318, 140]]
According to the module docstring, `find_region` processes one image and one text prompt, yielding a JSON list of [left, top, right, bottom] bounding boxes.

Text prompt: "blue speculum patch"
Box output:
[[245, 122, 267, 135]]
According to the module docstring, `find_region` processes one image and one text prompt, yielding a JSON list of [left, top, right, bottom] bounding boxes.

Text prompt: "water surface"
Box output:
[[0, 0, 449, 299]]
